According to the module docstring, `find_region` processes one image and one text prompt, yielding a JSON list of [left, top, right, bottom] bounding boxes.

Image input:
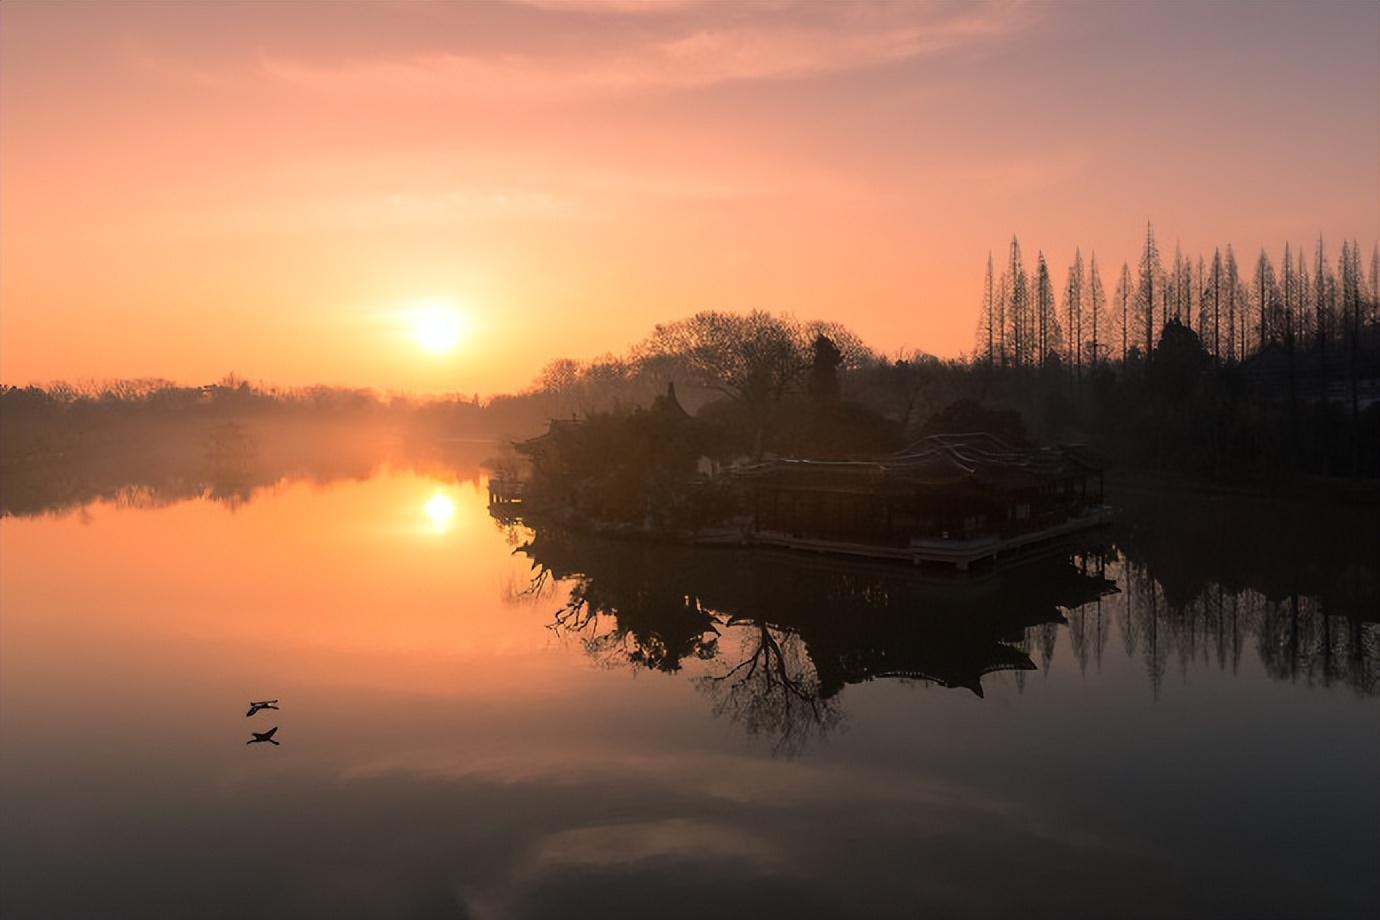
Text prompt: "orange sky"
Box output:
[[2, 0, 1377, 395]]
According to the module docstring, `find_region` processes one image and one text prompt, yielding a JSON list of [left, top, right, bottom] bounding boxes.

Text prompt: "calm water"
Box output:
[[1, 466, 1376, 919]]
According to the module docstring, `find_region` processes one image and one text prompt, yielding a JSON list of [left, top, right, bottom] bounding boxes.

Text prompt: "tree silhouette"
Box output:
[[1137, 223, 1162, 363]]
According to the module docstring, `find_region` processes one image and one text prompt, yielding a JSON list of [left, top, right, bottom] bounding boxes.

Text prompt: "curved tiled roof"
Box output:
[[733, 433, 1102, 492]]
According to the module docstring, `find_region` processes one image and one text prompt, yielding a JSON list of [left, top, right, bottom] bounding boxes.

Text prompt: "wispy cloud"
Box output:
[[255, 1, 1034, 101], [159, 187, 589, 238]]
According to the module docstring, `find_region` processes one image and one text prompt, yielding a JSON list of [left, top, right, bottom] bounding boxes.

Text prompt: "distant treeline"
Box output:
[[0, 375, 501, 469], [4, 226, 1378, 483]]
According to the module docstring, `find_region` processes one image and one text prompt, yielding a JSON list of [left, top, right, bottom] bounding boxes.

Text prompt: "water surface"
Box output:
[[1, 467, 1376, 919]]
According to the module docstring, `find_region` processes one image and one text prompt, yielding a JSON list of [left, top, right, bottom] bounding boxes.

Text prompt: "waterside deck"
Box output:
[[724, 504, 1114, 571]]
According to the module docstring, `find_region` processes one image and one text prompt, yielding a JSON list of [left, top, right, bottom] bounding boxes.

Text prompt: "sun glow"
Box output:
[[407, 299, 468, 354], [423, 491, 457, 532]]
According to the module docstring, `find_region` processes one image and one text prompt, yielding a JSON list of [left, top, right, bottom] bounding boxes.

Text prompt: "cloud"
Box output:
[[516, 818, 788, 876], [254, 1, 1034, 101], [153, 187, 589, 240]]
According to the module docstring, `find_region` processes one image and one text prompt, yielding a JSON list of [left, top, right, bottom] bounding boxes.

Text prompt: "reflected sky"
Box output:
[[1, 472, 1376, 919]]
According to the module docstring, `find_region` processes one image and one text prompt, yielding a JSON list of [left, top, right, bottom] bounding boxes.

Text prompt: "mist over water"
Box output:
[[1, 459, 1375, 920]]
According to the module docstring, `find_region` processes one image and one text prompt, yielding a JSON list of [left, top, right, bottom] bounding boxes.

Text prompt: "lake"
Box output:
[[1, 463, 1376, 919]]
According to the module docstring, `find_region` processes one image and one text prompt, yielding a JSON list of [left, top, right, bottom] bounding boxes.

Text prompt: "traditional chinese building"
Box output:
[[732, 432, 1107, 570]]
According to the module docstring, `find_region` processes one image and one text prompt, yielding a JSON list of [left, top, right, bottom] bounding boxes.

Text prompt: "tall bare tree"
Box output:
[[1064, 248, 1085, 381], [1314, 236, 1330, 375], [1007, 236, 1030, 368], [1281, 243, 1294, 343], [1295, 246, 1312, 344], [1370, 244, 1380, 327], [1224, 245, 1241, 361], [1114, 261, 1133, 363], [1204, 249, 1223, 359], [976, 252, 997, 366], [1136, 222, 1162, 362], [1195, 255, 1207, 341], [1088, 253, 1106, 369], [1035, 251, 1059, 364], [1254, 249, 1279, 348]]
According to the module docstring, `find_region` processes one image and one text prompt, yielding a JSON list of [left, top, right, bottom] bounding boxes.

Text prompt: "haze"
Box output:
[[2, 0, 1376, 394]]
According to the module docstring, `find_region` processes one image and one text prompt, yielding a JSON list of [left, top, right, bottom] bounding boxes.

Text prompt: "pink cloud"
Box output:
[[252, 1, 1033, 101]]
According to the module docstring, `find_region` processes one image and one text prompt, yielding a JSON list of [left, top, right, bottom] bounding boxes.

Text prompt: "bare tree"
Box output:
[[1035, 251, 1059, 364], [697, 620, 842, 756], [538, 358, 582, 417], [1295, 245, 1312, 344], [978, 252, 997, 366], [1064, 248, 1085, 381], [1254, 249, 1279, 348], [1170, 243, 1187, 322], [1087, 253, 1106, 369], [1281, 242, 1294, 343], [1137, 222, 1162, 362], [1314, 236, 1329, 374], [1204, 249, 1223, 359], [1114, 261, 1133, 364], [1007, 236, 1030, 368], [1224, 245, 1241, 361], [1195, 254, 1207, 341], [642, 310, 810, 455], [1370, 244, 1380, 328]]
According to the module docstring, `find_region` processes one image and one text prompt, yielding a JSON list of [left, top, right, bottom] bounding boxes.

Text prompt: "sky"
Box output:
[[1, 0, 1377, 395]]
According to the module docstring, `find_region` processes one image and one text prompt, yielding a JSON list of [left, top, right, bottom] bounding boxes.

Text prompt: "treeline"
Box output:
[[5, 224, 1378, 482], [0, 375, 517, 468], [977, 225, 1379, 371], [968, 226, 1380, 478]]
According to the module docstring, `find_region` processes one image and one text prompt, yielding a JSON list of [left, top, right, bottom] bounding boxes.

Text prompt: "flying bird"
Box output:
[[246, 727, 280, 746], [246, 699, 279, 717]]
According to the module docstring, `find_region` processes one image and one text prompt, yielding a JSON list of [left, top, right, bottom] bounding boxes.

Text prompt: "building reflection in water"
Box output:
[[502, 505, 1379, 754], [505, 522, 1119, 753]]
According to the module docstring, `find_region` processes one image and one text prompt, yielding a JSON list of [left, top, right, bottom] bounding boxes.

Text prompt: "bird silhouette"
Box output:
[[247, 726, 280, 745], [246, 699, 279, 717]]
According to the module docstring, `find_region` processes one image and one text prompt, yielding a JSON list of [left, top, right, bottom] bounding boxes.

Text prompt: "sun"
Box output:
[[408, 299, 468, 354]]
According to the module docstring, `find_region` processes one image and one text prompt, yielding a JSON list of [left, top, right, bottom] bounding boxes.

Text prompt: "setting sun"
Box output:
[[0, 3, 1377, 917], [408, 300, 467, 355]]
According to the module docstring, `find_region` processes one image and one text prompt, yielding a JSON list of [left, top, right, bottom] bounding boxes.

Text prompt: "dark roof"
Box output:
[[733, 433, 1102, 493], [514, 418, 582, 455]]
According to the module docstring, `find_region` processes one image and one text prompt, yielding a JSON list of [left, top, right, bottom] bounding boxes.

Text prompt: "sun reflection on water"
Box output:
[[422, 491, 457, 532]]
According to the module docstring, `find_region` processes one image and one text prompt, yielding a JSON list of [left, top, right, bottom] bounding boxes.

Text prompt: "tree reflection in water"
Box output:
[[697, 620, 841, 756], [506, 496, 1380, 752], [507, 525, 1115, 753]]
